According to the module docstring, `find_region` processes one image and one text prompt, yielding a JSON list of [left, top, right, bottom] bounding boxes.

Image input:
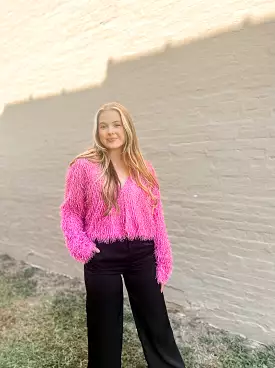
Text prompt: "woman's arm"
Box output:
[[148, 163, 173, 285], [60, 159, 97, 263]]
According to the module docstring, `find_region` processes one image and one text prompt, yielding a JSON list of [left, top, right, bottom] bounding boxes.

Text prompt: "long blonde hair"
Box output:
[[71, 102, 158, 215]]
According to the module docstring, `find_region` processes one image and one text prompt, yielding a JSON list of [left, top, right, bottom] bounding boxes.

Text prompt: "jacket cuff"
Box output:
[[156, 261, 172, 284], [66, 233, 97, 264]]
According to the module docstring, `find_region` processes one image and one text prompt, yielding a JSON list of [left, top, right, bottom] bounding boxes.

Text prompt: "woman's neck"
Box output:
[[108, 149, 124, 168]]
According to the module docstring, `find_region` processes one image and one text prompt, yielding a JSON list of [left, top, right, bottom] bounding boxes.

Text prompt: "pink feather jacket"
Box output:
[[60, 158, 172, 284]]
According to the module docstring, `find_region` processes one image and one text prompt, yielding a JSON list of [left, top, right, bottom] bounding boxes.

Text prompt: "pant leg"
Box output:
[[123, 240, 185, 368], [84, 241, 125, 368]]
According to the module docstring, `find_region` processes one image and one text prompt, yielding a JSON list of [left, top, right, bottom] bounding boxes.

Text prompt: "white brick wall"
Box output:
[[1, 1, 275, 108], [0, 0, 275, 342]]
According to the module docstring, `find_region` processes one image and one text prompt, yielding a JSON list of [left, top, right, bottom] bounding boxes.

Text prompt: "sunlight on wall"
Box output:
[[1, 0, 274, 110]]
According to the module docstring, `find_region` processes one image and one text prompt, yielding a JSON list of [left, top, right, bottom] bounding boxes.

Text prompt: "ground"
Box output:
[[0, 254, 274, 368]]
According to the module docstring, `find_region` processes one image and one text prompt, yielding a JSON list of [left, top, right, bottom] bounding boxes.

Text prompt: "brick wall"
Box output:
[[0, 1, 275, 342]]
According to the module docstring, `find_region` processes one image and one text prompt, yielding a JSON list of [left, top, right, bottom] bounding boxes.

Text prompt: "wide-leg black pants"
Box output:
[[84, 238, 185, 368]]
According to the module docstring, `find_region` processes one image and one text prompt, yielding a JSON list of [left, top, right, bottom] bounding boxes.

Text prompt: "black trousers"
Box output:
[[84, 238, 185, 368]]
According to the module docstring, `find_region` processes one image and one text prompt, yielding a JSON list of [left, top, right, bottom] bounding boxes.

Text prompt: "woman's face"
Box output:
[[98, 109, 126, 152]]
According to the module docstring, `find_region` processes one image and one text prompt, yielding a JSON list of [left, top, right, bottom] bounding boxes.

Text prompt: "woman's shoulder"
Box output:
[[71, 157, 98, 168], [68, 158, 100, 178]]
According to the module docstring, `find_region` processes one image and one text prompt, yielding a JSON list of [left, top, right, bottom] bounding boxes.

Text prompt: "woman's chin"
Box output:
[[105, 143, 124, 151]]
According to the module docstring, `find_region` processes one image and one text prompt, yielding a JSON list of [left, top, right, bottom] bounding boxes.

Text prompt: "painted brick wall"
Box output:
[[0, 1, 275, 342]]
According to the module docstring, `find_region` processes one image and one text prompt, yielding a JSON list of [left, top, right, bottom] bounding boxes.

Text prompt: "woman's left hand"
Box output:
[[160, 283, 165, 293]]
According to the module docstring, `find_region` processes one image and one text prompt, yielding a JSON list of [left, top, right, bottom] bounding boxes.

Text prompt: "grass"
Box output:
[[0, 254, 275, 368]]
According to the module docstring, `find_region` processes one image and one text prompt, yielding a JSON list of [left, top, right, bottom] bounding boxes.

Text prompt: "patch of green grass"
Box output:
[[199, 331, 275, 368], [0, 286, 146, 367], [0, 291, 88, 368], [179, 346, 197, 367], [220, 335, 275, 368], [0, 267, 37, 307]]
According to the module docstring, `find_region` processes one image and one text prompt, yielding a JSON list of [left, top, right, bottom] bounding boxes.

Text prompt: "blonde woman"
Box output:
[[60, 102, 185, 368]]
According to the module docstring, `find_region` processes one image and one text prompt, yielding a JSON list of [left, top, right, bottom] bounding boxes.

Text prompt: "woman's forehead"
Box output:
[[98, 109, 121, 123]]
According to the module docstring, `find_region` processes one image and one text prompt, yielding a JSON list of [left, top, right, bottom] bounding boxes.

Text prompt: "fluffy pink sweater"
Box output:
[[60, 158, 172, 284]]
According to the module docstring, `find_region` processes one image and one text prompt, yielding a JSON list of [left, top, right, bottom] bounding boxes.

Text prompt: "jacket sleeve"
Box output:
[[148, 163, 173, 284], [60, 159, 96, 263]]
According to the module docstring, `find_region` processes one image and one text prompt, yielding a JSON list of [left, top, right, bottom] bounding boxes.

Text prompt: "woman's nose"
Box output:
[[107, 127, 115, 134]]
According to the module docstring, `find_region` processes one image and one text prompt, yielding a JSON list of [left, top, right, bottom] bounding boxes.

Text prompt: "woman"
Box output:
[[60, 102, 185, 368]]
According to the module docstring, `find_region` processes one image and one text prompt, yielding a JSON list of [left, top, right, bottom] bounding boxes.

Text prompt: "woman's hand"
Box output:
[[160, 283, 165, 293]]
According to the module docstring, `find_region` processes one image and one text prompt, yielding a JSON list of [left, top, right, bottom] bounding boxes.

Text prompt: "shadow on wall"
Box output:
[[0, 17, 275, 336]]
